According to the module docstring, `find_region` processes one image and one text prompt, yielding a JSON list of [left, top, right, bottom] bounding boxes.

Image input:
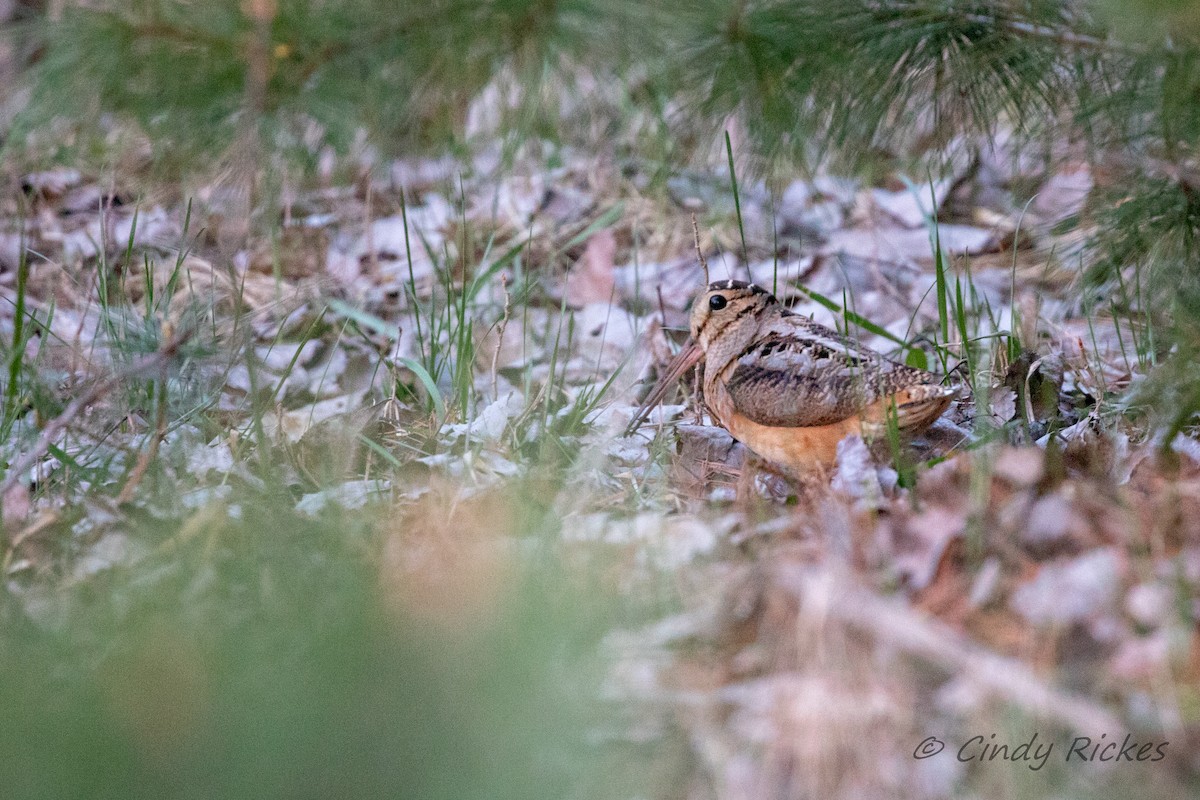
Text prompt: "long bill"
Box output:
[[623, 339, 703, 437]]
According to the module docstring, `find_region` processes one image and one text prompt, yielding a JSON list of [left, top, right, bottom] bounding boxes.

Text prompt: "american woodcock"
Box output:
[[626, 280, 956, 477]]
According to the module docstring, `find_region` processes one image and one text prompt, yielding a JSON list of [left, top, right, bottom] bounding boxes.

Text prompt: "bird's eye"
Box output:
[[709, 294, 728, 311]]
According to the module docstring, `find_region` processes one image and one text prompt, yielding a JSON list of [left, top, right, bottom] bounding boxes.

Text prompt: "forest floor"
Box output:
[[2, 133, 1198, 799]]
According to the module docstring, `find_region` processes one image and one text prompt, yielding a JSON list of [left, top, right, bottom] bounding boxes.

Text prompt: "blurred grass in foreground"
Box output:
[[0, 487, 644, 800]]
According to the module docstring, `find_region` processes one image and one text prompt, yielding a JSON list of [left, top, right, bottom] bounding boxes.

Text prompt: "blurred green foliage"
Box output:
[[0, 493, 639, 800], [8, 2, 1200, 183], [8, 0, 652, 172]]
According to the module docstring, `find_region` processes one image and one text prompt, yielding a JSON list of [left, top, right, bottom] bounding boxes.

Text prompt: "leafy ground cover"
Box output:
[[2, 124, 1197, 798]]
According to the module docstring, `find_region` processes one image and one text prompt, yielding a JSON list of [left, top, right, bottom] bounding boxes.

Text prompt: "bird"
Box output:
[[625, 280, 957, 478]]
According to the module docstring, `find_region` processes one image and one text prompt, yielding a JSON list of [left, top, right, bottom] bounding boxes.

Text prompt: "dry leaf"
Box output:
[[993, 447, 1046, 487], [988, 387, 1017, 423], [672, 423, 744, 497], [1020, 493, 1084, 555], [1010, 548, 1122, 626], [566, 228, 617, 307], [870, 179, 954, 228]]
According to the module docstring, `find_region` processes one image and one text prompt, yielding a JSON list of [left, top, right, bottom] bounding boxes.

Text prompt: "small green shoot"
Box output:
[[725, 130, 749, 267]]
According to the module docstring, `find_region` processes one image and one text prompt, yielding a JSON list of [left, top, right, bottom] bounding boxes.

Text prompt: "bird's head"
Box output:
[[689, 280, 776, 350]]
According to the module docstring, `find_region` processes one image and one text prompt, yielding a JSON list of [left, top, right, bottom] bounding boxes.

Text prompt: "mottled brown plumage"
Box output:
[[627, 280, 956, 476]]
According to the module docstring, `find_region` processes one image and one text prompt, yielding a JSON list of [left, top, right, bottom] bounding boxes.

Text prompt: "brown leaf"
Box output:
[[671, 424, 744, 498], [566, 228, 617, 307], [1009, 548, 1123, 627], [993, 447, 1046, 487]]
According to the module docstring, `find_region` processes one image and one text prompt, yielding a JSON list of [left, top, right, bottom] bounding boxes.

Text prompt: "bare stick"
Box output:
[[690, 216, 709, 422], [490, 272, 511, 399], [692, 214, 709, 286], [1, 332, 191, 498]]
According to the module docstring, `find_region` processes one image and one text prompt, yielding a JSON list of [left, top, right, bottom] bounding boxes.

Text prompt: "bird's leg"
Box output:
[[789, 465, 834, 511], [733, 452, 761, 513]]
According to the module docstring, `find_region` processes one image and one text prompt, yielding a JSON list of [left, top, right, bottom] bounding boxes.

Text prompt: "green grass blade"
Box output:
[[397, 357, 446, 421], [794, 279, 950, 367], [724, 131, 748, 267], [326, 298, 395, 337], [399, 189, 426, 360], [905, 347, 929, 371], [955, 276, 971, 377], [934, 230, 949, 344]]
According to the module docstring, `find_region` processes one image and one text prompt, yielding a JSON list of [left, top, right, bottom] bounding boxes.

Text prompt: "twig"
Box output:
[[689, 216, 711, 423], [692, 214, 709, 286], [0, 333, 191, 498], [490, 272, 511, 398]]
